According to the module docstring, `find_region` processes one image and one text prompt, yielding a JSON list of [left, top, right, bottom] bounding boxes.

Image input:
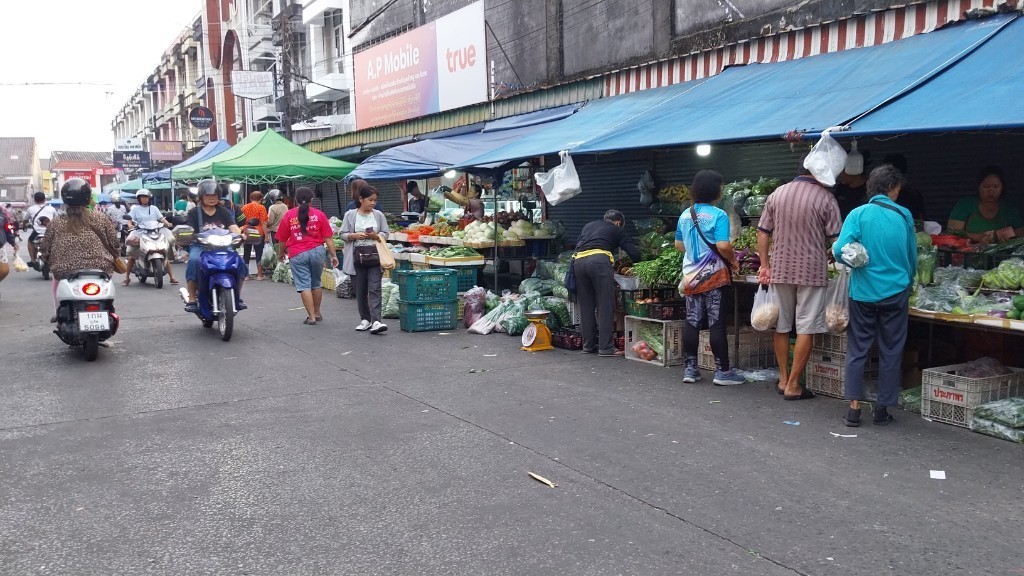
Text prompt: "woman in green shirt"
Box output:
[[947, 166, 1023, 243]]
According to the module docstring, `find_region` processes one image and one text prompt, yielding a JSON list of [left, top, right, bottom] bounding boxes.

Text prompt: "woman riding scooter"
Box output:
[[39, 178, 120, 316], [183, 179, 245, 313], [123, 188, 179, 286]]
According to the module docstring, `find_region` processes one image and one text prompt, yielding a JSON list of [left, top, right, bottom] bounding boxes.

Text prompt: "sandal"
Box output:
[[303, 318, 317, 325], [169, 279, 180, 285], [122, 278, 131, 286], [783, 388, 816, 401], [315, 314, 323, 321]]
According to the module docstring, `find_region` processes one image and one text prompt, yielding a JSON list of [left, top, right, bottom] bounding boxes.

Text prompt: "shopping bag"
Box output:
[[680, 249, 731, 296], [750, 284, 779, 331], [375, 236, 396, 271], [534, 151, 582, 206], [12, 255, 29, 272], [825, 266, 850, 334], [563, 257, 577, 294], [803, 130, 847, 187]]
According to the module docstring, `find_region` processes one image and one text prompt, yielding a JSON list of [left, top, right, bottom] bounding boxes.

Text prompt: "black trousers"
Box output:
[[575, 254, 616, 353], [243, 241, 265, 269]]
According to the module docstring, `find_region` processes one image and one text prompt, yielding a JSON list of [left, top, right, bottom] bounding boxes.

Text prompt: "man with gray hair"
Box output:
[[832, 164, 916, 427], [572, 210, 641, 356]]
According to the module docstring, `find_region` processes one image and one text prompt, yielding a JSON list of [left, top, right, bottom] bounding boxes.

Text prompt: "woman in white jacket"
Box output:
[[340, 185, 390, 334]]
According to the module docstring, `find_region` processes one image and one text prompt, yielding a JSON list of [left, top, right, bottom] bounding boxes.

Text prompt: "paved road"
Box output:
[[1, 248, 1021, 576]]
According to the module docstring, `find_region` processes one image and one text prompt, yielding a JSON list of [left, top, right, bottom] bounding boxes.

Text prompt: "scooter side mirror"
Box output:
[[122, 215, 133, 221]]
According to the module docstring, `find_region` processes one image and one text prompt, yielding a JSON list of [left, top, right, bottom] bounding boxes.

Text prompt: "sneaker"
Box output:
[[369, 320, 388, 334], [683, 366, 702, 383], [355, 319, 371, 331], [235, 300, 248, 311], [873, 407, 895, 426], [713, 369, 746, 386], [184, 301, 199, 313], [844, 407, 862, 427]]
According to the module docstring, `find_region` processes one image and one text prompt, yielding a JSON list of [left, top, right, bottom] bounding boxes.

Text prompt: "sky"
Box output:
[[0, 0, 204, 158]]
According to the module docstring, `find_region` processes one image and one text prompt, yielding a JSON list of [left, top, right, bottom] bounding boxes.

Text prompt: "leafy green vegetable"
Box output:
[[637, 322, 665, 359], [632, 249, 682, 288]]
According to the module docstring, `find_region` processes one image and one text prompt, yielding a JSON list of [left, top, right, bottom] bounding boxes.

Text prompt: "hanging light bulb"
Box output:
[[696, 144, 712, 157], [845, 139, 864, 176]]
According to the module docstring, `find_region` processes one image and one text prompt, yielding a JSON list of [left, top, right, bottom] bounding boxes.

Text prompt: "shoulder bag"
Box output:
[[90, 218, 128, 274], [679, 205, 732, 296]]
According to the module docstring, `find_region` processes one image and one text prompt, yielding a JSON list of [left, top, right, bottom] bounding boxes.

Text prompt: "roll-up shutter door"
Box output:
[[320, 181, 343, 218], [546, 150, 657, 244], [366, 180, 405, 215]]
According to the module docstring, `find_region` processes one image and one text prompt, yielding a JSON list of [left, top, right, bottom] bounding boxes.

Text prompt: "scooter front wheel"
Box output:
[[152, 263, 164, 289], [217, 287, 234, 341]]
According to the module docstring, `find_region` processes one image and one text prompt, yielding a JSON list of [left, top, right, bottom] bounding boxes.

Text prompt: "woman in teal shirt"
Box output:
[[947, 166, 1024, 243]]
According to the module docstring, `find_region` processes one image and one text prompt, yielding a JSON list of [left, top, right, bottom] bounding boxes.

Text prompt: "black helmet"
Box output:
[[196, 178, 218, 198], [61, 178, 92, 207]]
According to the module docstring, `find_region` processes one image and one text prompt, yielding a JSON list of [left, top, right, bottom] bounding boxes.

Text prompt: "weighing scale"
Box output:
[[521, 310, 554, 352]]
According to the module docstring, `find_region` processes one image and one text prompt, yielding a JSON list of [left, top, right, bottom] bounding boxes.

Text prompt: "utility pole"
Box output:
[[280, 10, 293, 141]]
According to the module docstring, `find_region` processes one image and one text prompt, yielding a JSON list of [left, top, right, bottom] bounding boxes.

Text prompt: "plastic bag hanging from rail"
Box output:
[[534, 151, 582, 206], [802, 129, 847, 188]]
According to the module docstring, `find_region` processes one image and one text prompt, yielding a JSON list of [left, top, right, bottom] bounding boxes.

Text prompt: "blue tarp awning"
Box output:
[[843, 14, 1024, 135], [142, 140, 231, 183], [456, 13, 1016, 167], [349, 104, 582, 180]]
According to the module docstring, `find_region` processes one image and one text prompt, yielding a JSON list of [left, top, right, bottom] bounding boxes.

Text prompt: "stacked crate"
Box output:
[[921, 364, 1024, 428], [393, 269, 459, 332], [804, 333, 878, 399], [697, 328, 776, 371]]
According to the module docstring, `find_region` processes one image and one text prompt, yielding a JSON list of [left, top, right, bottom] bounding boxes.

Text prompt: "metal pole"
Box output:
[[281, 12, 293, 141]]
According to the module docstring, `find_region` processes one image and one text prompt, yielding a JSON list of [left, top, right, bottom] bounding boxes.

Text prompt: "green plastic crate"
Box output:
[[398, 300, 459, 332], [393, 269, 458, 303], [427, 264, 480, 292]]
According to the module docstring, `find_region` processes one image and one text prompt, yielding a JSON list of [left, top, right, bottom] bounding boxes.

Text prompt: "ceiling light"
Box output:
[[696, 144, 712, 157]]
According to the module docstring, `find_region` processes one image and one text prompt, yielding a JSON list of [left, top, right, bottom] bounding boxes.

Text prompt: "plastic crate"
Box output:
[[920, 363, 1024, 428], [398, 300, 459, 332], [813, 332, 850, 355], [393, 269, 458, 303], [624, 299, 650, 318], [431, 263, 480, 292], [936, 249, 992, 270], [321, 268, 338, 291], [648, 300, 686, 321], [524, 238, 551, 258], [698, 329, 776, 371], [456, 294, 465, 321], [624, 316, 685, 367], [553, 328, 583, 350], [805, 356, 879, 399], [617, 287, 678, 312]]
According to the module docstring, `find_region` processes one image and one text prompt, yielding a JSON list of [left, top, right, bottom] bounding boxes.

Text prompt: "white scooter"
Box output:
[[54, 270, 119, 361], [126, 218, 169, 288]]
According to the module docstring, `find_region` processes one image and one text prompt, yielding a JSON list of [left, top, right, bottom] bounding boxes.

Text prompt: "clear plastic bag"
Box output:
[[335, 270, 355, 299], [840, 242, 869, 268], [803, 130, 848, 187], [825, 266, 850, 333], [381, 279, 400, 318], [971, 397, 1024, 429], [534, 151, 581, 206], [12, 255, 29, 272], [463, 286, 487, 328], [750, 285, 779, 331]]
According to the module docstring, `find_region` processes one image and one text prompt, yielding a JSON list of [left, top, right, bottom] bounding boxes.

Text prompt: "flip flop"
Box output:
[[303, 318, 317, 325], [315, 314, 323, 321], [169, 279, 180, 285], [783, 388, 816, 401], [121, 279, 131, 286]]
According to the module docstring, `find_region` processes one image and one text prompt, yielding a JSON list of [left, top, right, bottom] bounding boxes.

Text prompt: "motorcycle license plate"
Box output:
[[78, 311, 109, 332]]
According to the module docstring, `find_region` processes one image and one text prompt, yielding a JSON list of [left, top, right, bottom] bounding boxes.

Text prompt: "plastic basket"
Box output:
[[624, 300, 650, 318], [624, 316, 685, 367], [648, 300, 686, 321], [321, 269, 338, 292], [393, 269, 458, 303], [617, 287, 678, 312], [456, 294, 465, 321], [553, 328, 583, 350], [813, 332, 850, 355], [524, 238, 551, 258], [921, 363, 1024, 428], [804, 355, 879, 399], [430, 263, 480, 292], [698, 329, 776, 371], [398, 300, 459, 332]]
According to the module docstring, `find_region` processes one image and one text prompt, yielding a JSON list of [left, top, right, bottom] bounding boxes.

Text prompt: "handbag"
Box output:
[[679, 205, 732, 296], [375, 236, 396, 271], [564, 255, 577, 294], [353, 244, 379, 267]]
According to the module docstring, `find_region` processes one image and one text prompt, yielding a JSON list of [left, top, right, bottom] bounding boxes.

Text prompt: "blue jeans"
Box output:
[[844, 288, 910, 407], [289, 246, 325, 292], [185, 245, 204, 282]]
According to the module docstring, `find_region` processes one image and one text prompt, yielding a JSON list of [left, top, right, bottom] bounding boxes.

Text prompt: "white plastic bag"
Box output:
[[750, 285, 779, 332], [803, 130, 847, 187], [534, 151, 582, 206], [637, 170, 656, 206], [840, 242, 869, 268], [825, 266, 850, 334]]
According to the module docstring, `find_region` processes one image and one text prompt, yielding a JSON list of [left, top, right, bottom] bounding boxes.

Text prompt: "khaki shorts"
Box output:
[[773, 283, 827, 334]]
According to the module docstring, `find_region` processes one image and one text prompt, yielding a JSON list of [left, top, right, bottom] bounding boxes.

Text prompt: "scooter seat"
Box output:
[[65, 269, 111, 281]]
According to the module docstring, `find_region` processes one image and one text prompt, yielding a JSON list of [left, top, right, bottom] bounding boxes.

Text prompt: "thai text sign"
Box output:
[[151, 141, 183, 162], [231, 70, 276, 99], [354, 1, 487, 130]]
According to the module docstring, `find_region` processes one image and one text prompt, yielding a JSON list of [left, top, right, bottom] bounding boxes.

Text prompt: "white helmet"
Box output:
[[110, 191, 121, 202], [136, 188, 152, 198]]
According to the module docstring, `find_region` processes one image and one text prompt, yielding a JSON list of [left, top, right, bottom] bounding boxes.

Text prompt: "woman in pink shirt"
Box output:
[[275, 187, 340, 325]]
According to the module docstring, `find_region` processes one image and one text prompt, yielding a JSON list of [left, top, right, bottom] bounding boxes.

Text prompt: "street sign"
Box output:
[[113, 151, 151, 170], [114, 137, 145, 152], [189, 106, 215, 130]]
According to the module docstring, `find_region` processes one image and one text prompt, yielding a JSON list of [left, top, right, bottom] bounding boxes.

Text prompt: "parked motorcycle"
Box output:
[[126, 219, 169, 288], [178, 228, 246, 341], [30, 233, 50, 280], [54, 269, 119, 361]]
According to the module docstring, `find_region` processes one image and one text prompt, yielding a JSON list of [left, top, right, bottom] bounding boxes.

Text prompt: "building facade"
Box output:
[[0, 137, 41, 203]]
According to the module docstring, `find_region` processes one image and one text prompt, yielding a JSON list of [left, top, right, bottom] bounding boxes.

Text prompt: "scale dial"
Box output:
[[522, 323, 538, 346]]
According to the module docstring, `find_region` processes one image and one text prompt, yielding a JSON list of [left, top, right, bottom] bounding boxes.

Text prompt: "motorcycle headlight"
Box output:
[[204, 235, 233, 248]]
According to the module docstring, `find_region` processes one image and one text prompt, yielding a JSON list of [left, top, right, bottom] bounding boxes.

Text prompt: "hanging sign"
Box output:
[[189, 106, 215, 129]]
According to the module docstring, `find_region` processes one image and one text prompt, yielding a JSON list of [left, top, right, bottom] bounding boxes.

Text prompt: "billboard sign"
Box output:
[[113, 151, 152, 170], [63, 170, 97, 187], [231, 70, 276, 99], [114, 137, 145, 152], [150, 141, 184, 162], [354, 1, 487, 130]]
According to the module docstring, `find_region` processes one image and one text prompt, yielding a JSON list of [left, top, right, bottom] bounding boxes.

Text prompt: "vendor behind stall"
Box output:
[[574, 210, 641, 356], [947, 166, 1023, 243], [406, 181, 426, 214]]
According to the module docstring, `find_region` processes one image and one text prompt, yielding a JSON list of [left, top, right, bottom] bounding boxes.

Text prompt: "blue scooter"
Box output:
[[179, 228, 247, 341]]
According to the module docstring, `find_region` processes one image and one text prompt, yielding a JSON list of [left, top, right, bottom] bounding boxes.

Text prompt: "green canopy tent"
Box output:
[[172, 129, 356, 183], [108, 178, 182, 191]]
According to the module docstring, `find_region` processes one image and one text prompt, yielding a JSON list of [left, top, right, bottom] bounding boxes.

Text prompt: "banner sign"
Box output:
[[150, 141, 184, 162], [231, 70, 276, 99], [354, 1, 487, 130], [114, 137, 145, 152], [113, 151, 152, 170], [63, 170, 97, 187]]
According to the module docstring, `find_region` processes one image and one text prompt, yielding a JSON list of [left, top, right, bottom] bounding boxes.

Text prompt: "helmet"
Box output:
[[136, 188, 152, 198], [266, 188, 282, 202], [110, 191, 121, 202], [197, 178, 219, 198], [61, 178, 92, 207]]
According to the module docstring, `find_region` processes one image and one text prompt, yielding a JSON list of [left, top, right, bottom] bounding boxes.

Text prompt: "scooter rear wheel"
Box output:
[[217, 287, 234, 341], [41, 263, 49, 281], [83, 335, 99, 361]]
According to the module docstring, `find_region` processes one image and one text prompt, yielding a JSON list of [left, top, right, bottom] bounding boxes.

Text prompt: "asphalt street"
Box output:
[[0, 246, 1021, 576]]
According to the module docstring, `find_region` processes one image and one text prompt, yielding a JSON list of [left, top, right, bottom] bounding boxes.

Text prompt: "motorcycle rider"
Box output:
[[123, 188, 179, 286], [24, 191, 57, 270], [183, 179, 245, 313], [39, 178, 119, 315], [105, 191, 129, 246]]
